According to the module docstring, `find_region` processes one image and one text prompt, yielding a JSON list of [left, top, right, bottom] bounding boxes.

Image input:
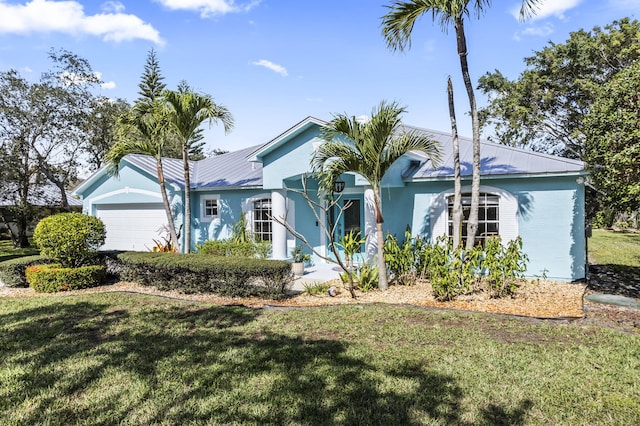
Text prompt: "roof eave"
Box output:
[[404, 170, 588, 183]]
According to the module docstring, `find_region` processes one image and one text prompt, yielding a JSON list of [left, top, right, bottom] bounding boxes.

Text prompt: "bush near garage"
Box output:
[[33, 212, 106, 268], [29, 213, 108, 292], [25, 264, 107, 293], [118, 252, 292, 299], [0, 255, 53, 288]]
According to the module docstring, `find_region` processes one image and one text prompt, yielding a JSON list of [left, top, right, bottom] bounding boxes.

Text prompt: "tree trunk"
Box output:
[[156, 158, 179, 251], [373, 189, 389, 291], [182, 147, 191, 253], [454, 18, 481, 250], [447, 77, 463, 248]]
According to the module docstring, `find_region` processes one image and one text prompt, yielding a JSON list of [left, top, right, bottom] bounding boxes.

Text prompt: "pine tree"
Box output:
[[136, 49, 166, 114]]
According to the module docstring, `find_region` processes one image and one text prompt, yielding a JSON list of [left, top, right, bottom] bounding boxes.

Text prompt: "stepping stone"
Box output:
[[585, 294, 640, 308]]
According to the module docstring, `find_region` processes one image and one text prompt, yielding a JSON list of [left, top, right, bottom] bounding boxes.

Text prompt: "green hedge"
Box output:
[[0, 255, 53, 288], [195, 239, 272, 259], [25, 264, 107, 293], [118, 252, 292, 299]]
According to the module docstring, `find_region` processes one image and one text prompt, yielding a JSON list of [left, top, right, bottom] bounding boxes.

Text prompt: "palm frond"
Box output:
[[314, 99, 442, 193], [518, 0, 541, 21]]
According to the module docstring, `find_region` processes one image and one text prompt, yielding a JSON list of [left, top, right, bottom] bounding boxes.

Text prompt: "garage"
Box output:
[[95, 203, 168, 251]]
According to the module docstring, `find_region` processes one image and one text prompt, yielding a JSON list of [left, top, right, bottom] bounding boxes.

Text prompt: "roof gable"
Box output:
[[247, 116, 326, 162]]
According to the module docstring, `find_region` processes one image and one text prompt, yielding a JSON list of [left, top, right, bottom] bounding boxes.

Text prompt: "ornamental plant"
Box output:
[[33, 212, 106, 268]]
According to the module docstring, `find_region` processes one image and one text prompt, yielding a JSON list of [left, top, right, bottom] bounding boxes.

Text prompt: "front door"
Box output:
[[329, 194, 364, 262]]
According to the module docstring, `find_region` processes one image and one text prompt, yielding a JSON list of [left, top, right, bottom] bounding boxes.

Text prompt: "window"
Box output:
[[253, 198, 272, 241], [448, 193, 499, 245], [201, 196, 219, 221]]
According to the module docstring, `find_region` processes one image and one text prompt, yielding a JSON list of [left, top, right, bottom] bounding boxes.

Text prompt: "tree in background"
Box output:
[[0, 49, 102, 246], [381, 0, 540, 249], [83, 97, 131, 172], [163, 84, 233, 253], [312, 101, 441, 290], [136, 49, 166, 114], [584, 61, 640, 215], [478, 18, 640, 160]]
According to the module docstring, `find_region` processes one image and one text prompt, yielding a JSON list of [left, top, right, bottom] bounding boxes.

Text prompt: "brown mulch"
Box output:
[[1, 279, 586, 319]]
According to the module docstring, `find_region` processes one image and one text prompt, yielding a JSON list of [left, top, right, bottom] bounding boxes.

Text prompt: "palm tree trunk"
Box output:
[[182, 149, 191, 253], [156, 158, 179, 251], [373, 189, 389, 291], [454, 18, 481, 250], [448, 77, 463, 248]]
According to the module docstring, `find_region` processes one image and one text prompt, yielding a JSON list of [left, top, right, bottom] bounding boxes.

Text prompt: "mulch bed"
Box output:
[[3, 277, 640, 332], [1, 279, 587, 318]]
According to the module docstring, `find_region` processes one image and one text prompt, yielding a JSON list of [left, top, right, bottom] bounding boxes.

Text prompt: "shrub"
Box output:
[[384, 229, 423, 286], [26, 264, 106, 293], [418, 236, 528, 301], [482, 237, 528, 298], [355, 262, 379, 292], [195, 239, 272, 259], [118, 252, 292, 299], [428, 244, 481, 301], [95, 251, 125, 282], [303, 282, 331, 295], [0, 255, 53, 288], [33, 213, 106, 267]]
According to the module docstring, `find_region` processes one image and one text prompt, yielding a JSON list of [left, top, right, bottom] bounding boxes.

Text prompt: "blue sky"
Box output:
[[1, 0, 639, 154]]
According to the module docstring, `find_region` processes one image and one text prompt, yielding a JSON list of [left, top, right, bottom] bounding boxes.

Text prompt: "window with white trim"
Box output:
[[448, 193, 499, 245], [253, 198, 272, 241], [201, 196, 220, 221]]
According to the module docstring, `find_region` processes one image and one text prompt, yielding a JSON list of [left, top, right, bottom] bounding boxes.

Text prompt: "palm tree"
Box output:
[[447, 76, 463, 247], [381, 0, 540, 248], [162, 87, 233, 253], [312, 101, 441, 290], [106, 101, 180, 250]]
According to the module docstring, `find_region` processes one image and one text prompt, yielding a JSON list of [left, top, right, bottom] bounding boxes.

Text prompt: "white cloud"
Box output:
[[511, 0, 582, 21], [101, 1, 124, 14], [513, 22, 554, 40], [22, 66, 33, 73], [0, 0, 164, 45], [252, 59, 287, 77], [93, 71, 116, 89], [154, 0, 260, 18]]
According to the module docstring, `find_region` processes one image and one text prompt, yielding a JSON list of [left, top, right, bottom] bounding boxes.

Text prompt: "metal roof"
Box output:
[[124, 154, 185, 187], [78, 120, 585, 195], [121, 144, 263, 190], [400, 125, 585, 180], [192, 145, 263, 188], [0, 183, 82, 208]]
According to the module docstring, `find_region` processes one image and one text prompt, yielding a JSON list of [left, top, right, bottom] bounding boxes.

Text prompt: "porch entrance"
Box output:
[[329, 194, 364, 262]]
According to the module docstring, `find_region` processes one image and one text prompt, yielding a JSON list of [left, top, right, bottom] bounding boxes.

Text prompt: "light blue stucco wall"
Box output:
[[261, 126, 323, 190], [392, 176, 586, 281], [192, 188, 269, 247]]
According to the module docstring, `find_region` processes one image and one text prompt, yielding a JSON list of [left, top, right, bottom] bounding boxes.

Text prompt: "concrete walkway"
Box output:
[[291, 263, 341, 292]]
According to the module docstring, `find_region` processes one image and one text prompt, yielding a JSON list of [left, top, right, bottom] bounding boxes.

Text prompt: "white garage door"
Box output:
[[96, 203, 168, 251]]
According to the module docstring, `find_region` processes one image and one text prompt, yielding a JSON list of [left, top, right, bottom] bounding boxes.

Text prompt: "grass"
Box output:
[[1, 293, 639, 425], [589, 229, 640, 267], [0, 239, 39, 262]]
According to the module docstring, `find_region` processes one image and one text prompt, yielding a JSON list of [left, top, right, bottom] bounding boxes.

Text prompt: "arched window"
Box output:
[[447, 193, 499, 245], [253, 198, 272, 241]]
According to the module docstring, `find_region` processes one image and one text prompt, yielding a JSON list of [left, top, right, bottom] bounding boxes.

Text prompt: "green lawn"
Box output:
[[0, 239, 39, 262], [589, 229, 640, 267], [1, 293, 639, 425]]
